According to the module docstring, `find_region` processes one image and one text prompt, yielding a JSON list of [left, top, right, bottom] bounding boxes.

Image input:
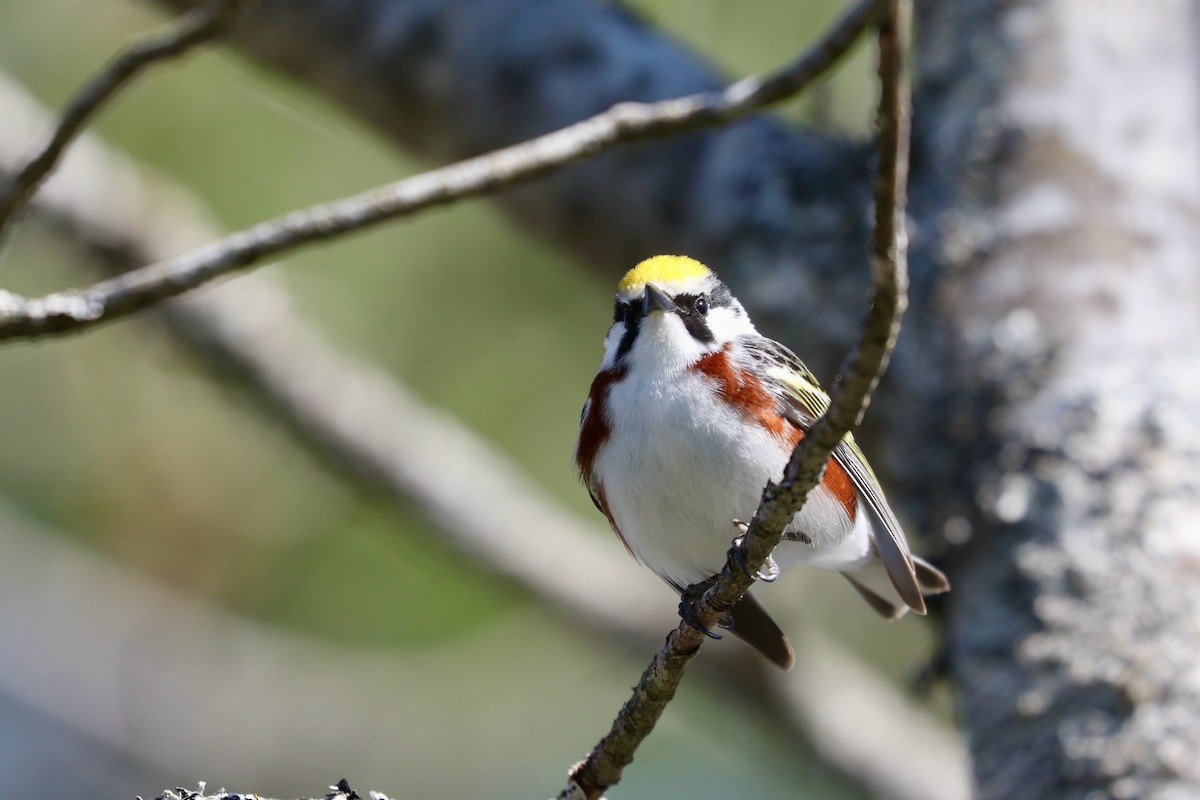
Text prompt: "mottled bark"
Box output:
[[913, 1, 1200, 797]]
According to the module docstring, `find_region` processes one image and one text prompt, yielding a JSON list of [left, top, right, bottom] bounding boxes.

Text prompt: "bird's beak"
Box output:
[[643, 283, 676, 315]]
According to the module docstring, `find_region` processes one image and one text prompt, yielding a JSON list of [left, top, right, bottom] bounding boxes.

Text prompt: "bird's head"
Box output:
[[600, 255, 758, 373]]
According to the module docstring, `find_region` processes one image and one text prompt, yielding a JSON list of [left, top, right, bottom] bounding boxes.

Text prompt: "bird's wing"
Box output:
[[742, 337, 925, 613], [739, 336, 828, 425], [575, 406, 599, 511], [831, 442, 924, 612]]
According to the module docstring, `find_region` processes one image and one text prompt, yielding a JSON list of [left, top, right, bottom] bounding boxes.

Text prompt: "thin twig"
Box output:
[[1, 60, 966, 800], [0, 0, 242, 247], [0, 0, 879, 343], [562, 2, 911, 797]]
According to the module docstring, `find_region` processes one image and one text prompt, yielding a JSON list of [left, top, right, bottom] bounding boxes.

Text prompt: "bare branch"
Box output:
[[0, 67, 967, 800], [563, 2, 912, 797], [0, 73, 666, 637], [0, 0, 242, 247], [149, 0, 875, 343], [0, 0, 878, 344]]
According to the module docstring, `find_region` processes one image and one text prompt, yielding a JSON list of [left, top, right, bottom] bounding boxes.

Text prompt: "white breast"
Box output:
[[595, 363, 869, 588]]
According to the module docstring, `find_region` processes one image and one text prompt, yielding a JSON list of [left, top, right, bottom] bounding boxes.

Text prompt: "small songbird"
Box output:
[[574, 255, 949, 669]]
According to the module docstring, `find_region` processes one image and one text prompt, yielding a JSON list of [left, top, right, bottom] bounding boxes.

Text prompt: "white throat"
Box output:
[[627, 313, 708, 375]]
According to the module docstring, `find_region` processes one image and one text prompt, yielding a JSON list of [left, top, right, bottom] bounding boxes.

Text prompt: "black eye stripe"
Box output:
[[667, 294, 715, 342], [611, 287, 720, 361], [680, 310, 714, 343]]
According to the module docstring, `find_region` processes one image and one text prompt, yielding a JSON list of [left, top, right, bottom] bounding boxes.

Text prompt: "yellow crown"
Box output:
[[618, 255, 710, 295]]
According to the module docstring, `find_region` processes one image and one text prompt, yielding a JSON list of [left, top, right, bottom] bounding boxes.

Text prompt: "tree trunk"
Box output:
[[914, 1, 1200, 797]]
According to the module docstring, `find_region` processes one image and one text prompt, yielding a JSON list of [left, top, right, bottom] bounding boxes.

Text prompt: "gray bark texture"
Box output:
[[149, 0, 1200, 797], [914, 2, 1200, 798]]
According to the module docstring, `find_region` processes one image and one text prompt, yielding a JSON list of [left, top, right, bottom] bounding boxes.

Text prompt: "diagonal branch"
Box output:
[[0, 64, 967, 800], [0, 0, 879, 344], [0, 0, 242, 247], [562, 2, 911, 797]]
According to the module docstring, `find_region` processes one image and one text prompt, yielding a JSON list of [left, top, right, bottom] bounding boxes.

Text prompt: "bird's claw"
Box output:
[[678, 581, 725, 639], [730, 521, 779, 583]]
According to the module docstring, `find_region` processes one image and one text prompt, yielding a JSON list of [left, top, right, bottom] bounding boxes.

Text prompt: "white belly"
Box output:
[[596, 368, 867, 588]]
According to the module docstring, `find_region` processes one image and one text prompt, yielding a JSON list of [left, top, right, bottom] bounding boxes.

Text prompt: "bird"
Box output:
[[573, 255, 949, 669]]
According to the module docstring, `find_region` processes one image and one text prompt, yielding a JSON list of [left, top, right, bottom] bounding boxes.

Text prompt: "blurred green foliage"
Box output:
[[0, 1, 940, 798]]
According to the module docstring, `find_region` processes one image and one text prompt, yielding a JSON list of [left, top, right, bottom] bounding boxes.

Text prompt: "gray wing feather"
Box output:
[[832, 443, 925, 614], [744, 335, 926, 614]]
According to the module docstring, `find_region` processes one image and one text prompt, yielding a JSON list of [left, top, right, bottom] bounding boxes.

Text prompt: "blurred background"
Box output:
[[0, 1, 954, 798]]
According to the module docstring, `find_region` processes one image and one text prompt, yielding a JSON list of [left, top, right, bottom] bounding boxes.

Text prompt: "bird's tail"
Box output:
[[726, 591, 795, 670], [842, 555, 950, 619]]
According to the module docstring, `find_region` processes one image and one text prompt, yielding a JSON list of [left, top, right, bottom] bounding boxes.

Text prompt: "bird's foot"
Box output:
[[730, 520, 779, 582], [678, 579, 727, 639]]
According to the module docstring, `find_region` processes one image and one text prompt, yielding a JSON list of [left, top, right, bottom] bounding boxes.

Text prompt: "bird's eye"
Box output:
[[694, 296, 709, 316]]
